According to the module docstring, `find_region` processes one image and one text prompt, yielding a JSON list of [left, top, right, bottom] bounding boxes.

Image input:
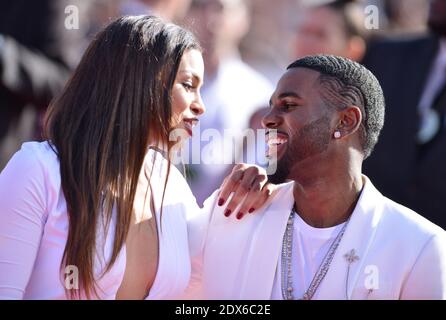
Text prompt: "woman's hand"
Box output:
[[217, 164, 276, 220]]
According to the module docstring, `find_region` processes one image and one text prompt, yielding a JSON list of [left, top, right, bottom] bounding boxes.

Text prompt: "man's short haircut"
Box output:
[[287, 54, 385, 159]]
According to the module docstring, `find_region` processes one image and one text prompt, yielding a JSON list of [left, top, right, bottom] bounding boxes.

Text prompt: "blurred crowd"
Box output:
[[1, 0, 445, 228]]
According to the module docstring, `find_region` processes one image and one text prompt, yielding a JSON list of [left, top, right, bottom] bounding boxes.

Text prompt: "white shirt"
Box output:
[[0, 141, 200, 299], [270, 213, 346, 300], [271, 214, 345, 300]]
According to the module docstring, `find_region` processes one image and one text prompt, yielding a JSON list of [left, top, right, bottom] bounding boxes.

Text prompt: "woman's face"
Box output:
[[170, 49, 205, 144]]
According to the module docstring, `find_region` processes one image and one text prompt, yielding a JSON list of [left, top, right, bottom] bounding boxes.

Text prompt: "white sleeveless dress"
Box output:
[[0, 141, 201, 299]]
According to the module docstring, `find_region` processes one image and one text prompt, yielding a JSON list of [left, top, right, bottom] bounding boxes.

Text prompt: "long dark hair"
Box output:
[[44, 15, 200, 299]]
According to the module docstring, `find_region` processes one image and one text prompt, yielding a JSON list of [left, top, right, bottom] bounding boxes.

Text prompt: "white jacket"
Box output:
[[185, 176, 446, 300]]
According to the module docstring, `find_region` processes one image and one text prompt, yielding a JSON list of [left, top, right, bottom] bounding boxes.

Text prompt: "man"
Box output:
[[362, 0, 446, 228], [185, 55, 446, 300]]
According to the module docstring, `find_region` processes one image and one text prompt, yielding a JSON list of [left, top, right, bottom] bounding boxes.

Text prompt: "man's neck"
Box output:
[[291, 158, 364, 228]]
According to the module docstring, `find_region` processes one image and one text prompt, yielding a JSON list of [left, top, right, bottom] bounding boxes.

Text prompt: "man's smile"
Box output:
[[266, 131, 288, 159]]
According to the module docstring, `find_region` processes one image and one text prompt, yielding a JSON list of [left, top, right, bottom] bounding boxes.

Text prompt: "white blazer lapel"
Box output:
[[239, 182, 295, 299], [202, 184, 293, 299], [316, 176, 385, 300]]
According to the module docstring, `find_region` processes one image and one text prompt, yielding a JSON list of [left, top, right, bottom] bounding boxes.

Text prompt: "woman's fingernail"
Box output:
[[248, 208, 255, 213], [224, 209, 231, 217], [218, 198, 225, 206], [236, 212, 244, 220]]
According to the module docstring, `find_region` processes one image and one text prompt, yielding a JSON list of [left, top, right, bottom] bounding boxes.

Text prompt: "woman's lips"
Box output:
[[183, 119, 198, 137]]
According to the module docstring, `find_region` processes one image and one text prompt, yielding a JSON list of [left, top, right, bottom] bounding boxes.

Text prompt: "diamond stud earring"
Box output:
[[334, 131, 341, 139]]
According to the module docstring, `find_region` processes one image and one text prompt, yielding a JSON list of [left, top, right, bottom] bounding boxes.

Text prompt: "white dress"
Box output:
[[0, 141, 201, 299]]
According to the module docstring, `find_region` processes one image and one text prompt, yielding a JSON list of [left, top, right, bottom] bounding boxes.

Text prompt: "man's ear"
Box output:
[[335, 106, 362, 138]]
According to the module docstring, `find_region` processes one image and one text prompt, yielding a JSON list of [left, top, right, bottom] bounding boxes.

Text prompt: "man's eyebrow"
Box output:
[[278, 91, 302, 99], [269, 91, 302, 107]]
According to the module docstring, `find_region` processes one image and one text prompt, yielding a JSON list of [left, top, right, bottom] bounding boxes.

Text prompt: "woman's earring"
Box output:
[[334, 131, 341, 139]]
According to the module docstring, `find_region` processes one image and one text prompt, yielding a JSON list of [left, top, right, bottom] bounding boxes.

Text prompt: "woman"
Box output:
[[0, 15, 268, 300]]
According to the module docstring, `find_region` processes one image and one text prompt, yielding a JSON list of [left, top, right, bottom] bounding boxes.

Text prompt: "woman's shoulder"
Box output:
[[145, 148, 197, 204], [15, 141, 59, 170], [0, 141, 60, 224], [145, 148, 184, 181], [4, 141, 61, 188], [21, 140, 57, 156]]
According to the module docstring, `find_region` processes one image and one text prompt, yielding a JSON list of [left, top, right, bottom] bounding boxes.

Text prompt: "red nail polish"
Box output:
[[248, 208, 255, 213], [236, 212, 244, 220], [218, 198, 225, 206], [224, 209, 231, 217]]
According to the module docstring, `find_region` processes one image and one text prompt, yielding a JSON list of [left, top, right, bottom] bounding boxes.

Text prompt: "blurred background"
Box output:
[[2, 0, 445, 229]]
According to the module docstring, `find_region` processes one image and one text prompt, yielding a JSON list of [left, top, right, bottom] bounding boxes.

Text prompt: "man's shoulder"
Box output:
[[379, 194, 446, 242], [265, 181, 295, 206], [206, 181, 294, 234]]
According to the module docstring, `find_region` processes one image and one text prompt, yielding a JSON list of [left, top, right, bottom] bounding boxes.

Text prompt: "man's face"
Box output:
[[428, 0, 446, 36], [262, 68, 334, 184]]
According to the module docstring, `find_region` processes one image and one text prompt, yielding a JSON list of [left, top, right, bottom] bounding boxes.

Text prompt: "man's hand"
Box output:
[[217, 164, 275, 220]]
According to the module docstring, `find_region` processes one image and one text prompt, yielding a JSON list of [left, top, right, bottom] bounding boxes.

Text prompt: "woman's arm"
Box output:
[[0, 146, 47, 299]]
